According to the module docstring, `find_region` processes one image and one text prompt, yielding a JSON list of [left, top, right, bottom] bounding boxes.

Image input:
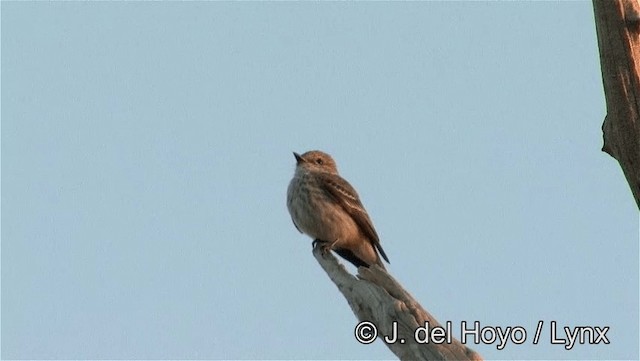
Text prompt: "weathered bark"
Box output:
[[313, 244, 482, 361], [593, 0, 640, 209]]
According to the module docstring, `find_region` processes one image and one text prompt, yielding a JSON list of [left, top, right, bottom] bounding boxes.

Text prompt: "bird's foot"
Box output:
[[312, 239, 324, 249], [312, 239, 338, 254]]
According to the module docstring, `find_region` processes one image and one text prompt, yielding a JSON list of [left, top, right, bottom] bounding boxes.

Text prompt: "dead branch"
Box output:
[[313, 244, 482, 361]]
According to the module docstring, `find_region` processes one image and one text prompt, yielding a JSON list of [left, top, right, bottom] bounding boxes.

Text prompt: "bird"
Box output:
[[286, 150, 390, 269]]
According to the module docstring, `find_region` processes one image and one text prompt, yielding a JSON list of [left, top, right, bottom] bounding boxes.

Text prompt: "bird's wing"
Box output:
[[317, 173, 390, 263]]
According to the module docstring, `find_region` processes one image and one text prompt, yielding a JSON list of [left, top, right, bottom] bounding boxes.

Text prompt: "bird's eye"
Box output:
[[315, 158, 324, 165]]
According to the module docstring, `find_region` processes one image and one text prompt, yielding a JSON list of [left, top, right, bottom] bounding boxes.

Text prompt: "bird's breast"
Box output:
[[287, 174, 360, 242]]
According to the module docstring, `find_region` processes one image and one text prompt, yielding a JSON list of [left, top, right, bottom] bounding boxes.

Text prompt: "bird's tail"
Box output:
[[334, 246, 387, 270]]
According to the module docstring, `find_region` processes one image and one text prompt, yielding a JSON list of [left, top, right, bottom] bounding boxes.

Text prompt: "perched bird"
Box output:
[[287, 150, 390, 269]]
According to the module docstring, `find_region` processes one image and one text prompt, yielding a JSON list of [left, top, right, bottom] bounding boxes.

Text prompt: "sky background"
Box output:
[[2, 2, 638, 360]]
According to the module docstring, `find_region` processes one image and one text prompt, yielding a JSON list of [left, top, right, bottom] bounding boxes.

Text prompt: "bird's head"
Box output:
[[293, 150, 339, 175]]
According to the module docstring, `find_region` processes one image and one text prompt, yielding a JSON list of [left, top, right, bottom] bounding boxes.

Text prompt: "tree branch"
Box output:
[[312, 244, 482, 361], [593, 0, 640, 209]]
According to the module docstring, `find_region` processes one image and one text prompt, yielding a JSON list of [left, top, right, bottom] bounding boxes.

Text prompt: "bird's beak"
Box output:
[[293, 152, 304, 164]]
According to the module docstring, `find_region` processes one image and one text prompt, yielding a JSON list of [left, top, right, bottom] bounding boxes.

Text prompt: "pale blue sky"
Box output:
[[2, 2, 638, 360]]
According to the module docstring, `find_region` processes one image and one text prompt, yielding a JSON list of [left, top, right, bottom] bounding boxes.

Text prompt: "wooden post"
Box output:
[[593, 0, 640, 209]]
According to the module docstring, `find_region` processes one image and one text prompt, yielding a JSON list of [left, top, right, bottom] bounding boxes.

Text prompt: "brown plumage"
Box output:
[[286, 150, 389, 269]]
